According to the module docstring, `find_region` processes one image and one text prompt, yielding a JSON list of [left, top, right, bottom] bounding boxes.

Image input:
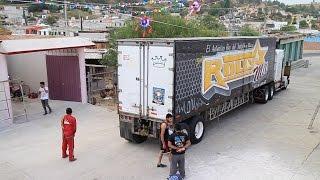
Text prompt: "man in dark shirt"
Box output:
[[168, 123, 191, 179], [157, 113, 174, 168]]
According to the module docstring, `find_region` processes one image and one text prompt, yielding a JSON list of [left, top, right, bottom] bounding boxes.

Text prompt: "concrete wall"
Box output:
[[304, 42, 320, 51], [6, 51, 48, 93], [0, 54, 13, 128], [78, 48, 88, 104]]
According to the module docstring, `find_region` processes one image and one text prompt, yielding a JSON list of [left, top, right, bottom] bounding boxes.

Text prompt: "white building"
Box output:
[[77, 31, 109, 60], [265, 21, 288, 31], [0, 36, 94, 129], [0, 6, 26, 25]]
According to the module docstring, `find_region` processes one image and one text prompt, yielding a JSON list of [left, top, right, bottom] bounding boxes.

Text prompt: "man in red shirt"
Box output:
[[61, 108, 77, 162]]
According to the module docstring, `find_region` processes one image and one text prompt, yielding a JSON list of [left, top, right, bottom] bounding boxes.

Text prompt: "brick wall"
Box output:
[[304, 42, 320, 50]]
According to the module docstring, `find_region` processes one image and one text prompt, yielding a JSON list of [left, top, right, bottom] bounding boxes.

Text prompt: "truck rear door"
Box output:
[[118, 41, 174, 120], [118, 44, 142, 115], [146, 44, 174, 119]]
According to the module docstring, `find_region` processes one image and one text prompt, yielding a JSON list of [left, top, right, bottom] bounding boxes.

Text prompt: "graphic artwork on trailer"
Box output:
[[153, 87, 165, 105], [174, 136, 185, 148], [151, 56, 167, 68], [201, 40, 269, 99]]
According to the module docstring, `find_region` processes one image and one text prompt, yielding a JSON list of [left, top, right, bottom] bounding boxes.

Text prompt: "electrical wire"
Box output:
[[7, 0, 235, 10], [6, 0, 231, 31]]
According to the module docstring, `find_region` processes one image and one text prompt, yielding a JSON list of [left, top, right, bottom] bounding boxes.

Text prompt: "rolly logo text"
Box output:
[[201, 40, 268, 99]]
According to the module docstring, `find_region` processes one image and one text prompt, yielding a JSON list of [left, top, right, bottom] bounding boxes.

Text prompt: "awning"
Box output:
[[0, 37, 95, 55]]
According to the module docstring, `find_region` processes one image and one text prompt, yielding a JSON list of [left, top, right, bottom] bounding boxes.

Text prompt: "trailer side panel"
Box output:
[[174, 38, 277, 121]]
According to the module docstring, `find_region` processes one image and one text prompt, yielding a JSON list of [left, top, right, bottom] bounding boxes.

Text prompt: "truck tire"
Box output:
[[179, 123, 190, 136], [268, 84, 274, 100], [131, 134, 148, 144], [188, 116, 205, 144], [254, 86, 269, 104]]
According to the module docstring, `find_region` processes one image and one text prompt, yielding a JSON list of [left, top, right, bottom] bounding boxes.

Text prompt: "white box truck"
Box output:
[[117, 37, 290, 144]]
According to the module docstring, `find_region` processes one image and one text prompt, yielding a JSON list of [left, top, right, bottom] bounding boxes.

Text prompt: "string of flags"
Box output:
[[138, 16, 153, 37]]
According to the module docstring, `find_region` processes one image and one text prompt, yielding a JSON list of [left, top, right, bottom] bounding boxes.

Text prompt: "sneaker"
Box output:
[[43, 113, 48, 115], [157, 163, 167, 168], [69, 158, 77, 162], [62, 155, 68, 158]]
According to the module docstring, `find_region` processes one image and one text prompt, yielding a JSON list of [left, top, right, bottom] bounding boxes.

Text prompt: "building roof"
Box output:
[[0, 36, 95, 55], [84, 49, 107, 60], [268, 34, 305, 42], [25, 24, 50, 31], [0, 35, 57, 41]]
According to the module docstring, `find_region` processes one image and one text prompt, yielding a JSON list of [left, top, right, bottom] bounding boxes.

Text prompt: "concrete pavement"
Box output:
[[1, 57, 320, 180]]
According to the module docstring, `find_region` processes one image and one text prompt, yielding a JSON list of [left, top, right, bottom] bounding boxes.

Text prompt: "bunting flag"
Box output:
[[139, 16, 153, 37], [188, 0, 201, 16]]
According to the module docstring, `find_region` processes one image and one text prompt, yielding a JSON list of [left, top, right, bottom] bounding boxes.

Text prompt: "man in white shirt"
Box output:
[[39, 82, 52, 115]]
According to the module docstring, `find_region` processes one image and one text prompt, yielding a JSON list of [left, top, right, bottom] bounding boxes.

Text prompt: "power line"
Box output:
[[6, 0, 231, 32], [8, 0, 235, 10]]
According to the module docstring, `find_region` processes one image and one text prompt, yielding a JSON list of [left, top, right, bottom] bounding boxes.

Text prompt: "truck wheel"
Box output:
[[254, 86, 269, 104], [268, 84, 274, 100], [189, 116, 205, 144], [179, 123, 190, 136], [131, 134, 148, 144]]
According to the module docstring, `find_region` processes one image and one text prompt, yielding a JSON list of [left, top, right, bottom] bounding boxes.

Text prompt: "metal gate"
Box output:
[[86, 68, 117, 108], [0, 80, 11, 123], [9, 78, 31, 123], [46, 55, 81, 102]]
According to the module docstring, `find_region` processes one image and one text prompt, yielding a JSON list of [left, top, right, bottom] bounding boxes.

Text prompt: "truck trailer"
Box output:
[[117, 37, 290, 144]]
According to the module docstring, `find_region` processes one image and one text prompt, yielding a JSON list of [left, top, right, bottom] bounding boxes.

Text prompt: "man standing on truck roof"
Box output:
[[168, 123, 191, 179], [157, 113, 174, 168]]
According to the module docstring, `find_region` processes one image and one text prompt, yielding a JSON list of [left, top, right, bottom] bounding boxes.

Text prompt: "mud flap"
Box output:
[[119, 121, 133, 141]]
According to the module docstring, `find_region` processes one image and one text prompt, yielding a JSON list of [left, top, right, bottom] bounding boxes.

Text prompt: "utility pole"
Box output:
[[23, 8, 28, 26], [230, 8, 236, 36], [64, 0, 68, 27]]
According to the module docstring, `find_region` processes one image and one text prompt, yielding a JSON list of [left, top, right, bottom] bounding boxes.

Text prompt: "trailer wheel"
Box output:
[[268, 84, 275, 100], [179, 123, 190, 136], [131, 134, 148, 144], [254, 86, 269, 104], [189, 116, 205, 144]]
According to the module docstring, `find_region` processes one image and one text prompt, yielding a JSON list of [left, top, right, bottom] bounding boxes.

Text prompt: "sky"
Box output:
[[277, 0, 315, 5]]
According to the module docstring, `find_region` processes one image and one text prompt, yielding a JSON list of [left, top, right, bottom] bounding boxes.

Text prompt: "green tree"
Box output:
[[28, 4, 61, 13], [100, 14, 227, 67], [0, 20, 11, 35], [224, 0, 231, 8], [280, 25, 297, 32], [239, 25, 260, 36], [299, 20, 309, 29], [45, 16, 57, 26], [311, 20, 318, 30], [209, 3, 223, 17], [200, 15, 226, 31]]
